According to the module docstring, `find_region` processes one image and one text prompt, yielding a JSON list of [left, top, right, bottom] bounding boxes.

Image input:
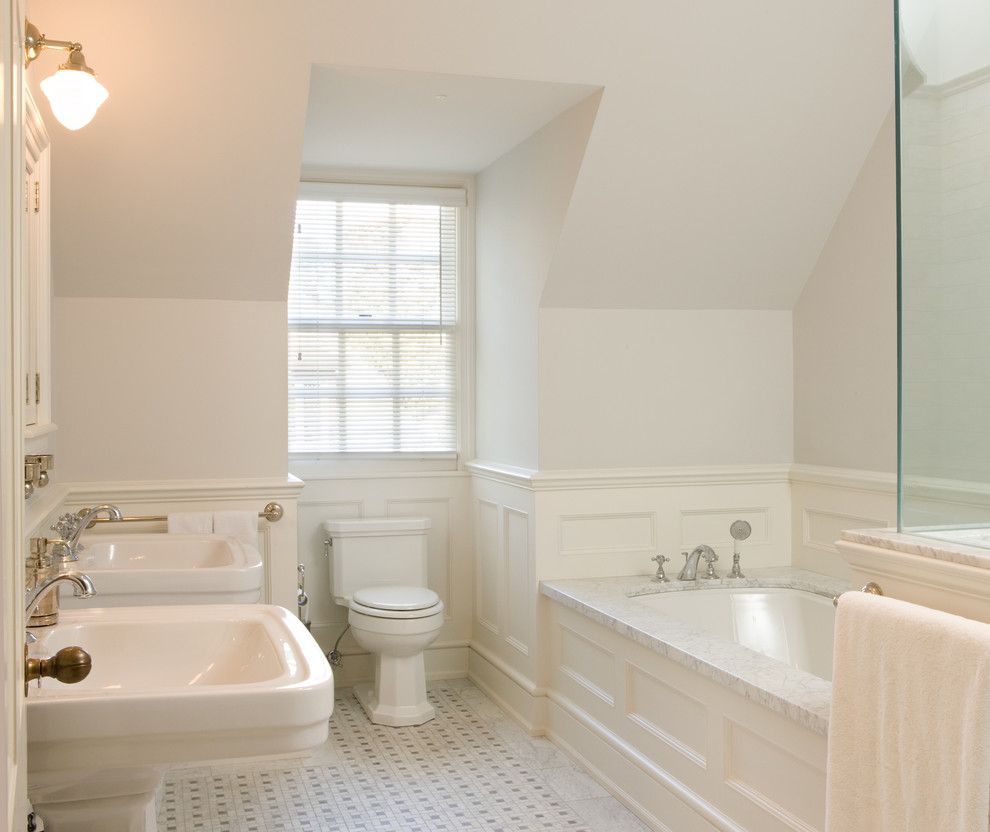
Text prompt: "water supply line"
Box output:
[[320, 536, 348, 667], [328, 625, 349, 668], [296, 563, 310, 630]]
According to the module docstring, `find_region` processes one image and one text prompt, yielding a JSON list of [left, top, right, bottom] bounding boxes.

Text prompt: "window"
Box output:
[[288, 183, 465, 456]]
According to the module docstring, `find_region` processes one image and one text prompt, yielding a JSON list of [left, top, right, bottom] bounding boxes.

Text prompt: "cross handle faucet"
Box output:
[[651, 554, 670, 583]]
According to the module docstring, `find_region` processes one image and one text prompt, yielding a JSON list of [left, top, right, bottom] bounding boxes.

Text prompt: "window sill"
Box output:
[[289, 453, 463, 480]]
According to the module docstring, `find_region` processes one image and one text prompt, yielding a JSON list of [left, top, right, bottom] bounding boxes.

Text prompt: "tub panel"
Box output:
[[724, 719, 825, 832], [625, 662, 708, 768], [558, 624, 616, 707]]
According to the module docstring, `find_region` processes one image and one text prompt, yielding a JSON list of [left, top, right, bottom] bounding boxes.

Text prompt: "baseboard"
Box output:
[[467, 645, 546, 735], [544, 705, 673, 832]]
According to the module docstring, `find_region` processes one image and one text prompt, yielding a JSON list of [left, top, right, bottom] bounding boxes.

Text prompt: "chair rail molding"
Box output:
[[467, 460, 793, 491]]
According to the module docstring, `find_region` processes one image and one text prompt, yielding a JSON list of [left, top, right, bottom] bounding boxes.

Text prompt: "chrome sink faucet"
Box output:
[[25, 571, 96, 621], [51, 504, 122, 562], [24, 573, 95, 694], [678, 545, 719, 581]]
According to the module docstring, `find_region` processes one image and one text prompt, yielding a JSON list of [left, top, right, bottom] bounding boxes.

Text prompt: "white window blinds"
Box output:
[[288, 184, 462, 455]]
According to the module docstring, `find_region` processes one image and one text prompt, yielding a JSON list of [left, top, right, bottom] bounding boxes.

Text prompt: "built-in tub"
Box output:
[[636, 587, 836, 681], [540, 568, 850, 832]]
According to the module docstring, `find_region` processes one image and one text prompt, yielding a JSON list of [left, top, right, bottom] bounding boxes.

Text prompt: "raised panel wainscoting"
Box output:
[[465, 460, 905, 832]]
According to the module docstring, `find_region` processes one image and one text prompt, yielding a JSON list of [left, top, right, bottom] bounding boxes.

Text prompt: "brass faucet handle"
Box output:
[[25, 645, 92, 693]]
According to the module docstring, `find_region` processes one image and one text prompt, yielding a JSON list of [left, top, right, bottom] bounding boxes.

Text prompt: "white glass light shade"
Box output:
[[39, 68, 109, 131]]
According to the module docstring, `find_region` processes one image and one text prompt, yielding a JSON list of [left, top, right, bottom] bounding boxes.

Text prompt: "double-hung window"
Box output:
[[288, 183, 464, 457]]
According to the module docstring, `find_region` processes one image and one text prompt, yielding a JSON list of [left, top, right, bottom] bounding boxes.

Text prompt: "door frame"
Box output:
[[1, 0, 28, 826]]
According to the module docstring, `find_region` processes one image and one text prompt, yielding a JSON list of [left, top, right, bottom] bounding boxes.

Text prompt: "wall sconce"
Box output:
[[24, 20, 108, 131]]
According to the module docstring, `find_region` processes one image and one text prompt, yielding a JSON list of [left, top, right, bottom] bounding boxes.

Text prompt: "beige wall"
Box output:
[[31, 0, 891, 310], [475, 95, 599, 469], [793, 112, 897, 474], [539, 309, 794, 469], [28, 0, 895, 482], [54, 297, 287, 481]]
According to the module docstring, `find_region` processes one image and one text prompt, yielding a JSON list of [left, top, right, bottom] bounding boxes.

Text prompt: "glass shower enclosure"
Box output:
[[898, 0, 990, 545]]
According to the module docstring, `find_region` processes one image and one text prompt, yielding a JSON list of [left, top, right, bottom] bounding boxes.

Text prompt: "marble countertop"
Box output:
[[540, 568, 850, 736], [842, 527, 990, 569]]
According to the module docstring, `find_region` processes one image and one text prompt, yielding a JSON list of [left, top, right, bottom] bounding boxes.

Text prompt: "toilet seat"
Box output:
[[349, 585, 443, 619]]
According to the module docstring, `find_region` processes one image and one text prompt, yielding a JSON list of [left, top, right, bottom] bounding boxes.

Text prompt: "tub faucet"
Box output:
[[52, 504, 122, 561], [25, 571, 96, 622], [678, 545, 719, 581]]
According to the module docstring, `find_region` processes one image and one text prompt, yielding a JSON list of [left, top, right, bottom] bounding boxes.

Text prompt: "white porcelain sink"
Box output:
[[27, 604, 333, 832], [59, 534, 263, 607]]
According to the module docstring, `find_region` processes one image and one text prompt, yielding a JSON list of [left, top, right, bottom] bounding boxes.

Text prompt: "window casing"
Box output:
[[288, 183, 465, 458]]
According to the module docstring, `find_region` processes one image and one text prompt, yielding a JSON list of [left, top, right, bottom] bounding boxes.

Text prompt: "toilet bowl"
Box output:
[[348, 585, 444, 726], [323, 517, 443, 726]]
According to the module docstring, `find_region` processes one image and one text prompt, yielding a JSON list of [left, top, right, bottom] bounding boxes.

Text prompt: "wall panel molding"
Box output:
[[503, 506, 531, 655], [558, 512, 657, 557], [475, 498, 502, 635], [802, 508, 886, 554]]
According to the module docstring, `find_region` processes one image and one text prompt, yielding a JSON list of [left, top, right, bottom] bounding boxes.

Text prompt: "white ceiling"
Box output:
[[301, 66, 599, 174]]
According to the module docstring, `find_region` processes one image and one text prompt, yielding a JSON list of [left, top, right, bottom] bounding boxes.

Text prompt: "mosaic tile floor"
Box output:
[[157, 680, 651, 832]]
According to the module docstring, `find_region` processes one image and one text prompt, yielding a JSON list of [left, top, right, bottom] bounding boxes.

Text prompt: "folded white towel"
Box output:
[[166, 511, 214, 535], [826, 591, 990, 832], [213, 510, 258, 549]]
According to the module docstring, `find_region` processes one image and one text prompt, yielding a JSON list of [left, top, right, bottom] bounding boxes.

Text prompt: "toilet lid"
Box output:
[[352, 585, 440, 612]]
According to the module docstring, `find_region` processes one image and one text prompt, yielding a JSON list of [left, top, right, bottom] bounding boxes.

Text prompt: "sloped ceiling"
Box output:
[[31, 0, 891, 307], [302, 66, 599, 174]]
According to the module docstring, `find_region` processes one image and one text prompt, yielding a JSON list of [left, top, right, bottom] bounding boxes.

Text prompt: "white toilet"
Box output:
[[323, 517, 444, 726]]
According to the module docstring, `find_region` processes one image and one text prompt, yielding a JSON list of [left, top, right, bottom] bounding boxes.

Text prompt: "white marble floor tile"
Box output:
[[157, 681, 617, 832], [537, 767, 609, 801], [568, 797, 652, 832]]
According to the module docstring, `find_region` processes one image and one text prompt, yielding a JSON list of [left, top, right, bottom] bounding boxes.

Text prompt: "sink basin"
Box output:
[[27, 605, 333, 832], [59, 534, 263, 607]]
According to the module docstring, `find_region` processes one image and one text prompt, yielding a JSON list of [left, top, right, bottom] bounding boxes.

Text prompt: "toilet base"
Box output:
[[354, 681, 435, 727]]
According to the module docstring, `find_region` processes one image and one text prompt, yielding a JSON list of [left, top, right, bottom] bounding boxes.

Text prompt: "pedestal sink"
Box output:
[[27, 604, 333, 832], [59, 534, 263, 607]]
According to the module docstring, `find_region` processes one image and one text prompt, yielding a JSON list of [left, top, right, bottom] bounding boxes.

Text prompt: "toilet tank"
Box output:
[[323, 517, 431, 605]]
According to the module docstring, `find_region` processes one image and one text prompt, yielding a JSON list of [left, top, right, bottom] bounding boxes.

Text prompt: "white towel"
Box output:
[[213, 510, 258, 549], [826, 591, 990, 832], [166, 511, 214, 535]]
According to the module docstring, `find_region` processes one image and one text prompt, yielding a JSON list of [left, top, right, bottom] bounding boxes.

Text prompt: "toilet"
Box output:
[[323, 517, 444, 726]]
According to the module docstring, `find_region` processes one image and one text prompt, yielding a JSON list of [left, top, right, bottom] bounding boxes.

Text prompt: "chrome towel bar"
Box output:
[[833, 581, 884, 608], [84, 501, 284, 527]]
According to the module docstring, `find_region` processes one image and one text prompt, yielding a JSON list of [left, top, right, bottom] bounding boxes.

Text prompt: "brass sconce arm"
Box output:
[[24, 21, 83, 65]]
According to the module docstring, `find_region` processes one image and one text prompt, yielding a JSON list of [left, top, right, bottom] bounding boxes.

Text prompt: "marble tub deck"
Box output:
[[540, 568, 850, 736], [842, 527, 990, 569]]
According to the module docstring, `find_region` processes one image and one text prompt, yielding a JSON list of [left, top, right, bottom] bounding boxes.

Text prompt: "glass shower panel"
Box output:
[[899, 0, 990, 545]]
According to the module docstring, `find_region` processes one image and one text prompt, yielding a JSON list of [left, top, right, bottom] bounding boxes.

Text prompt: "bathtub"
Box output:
[[635, 587, 835, 681], [540, 568, 850, 832]]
